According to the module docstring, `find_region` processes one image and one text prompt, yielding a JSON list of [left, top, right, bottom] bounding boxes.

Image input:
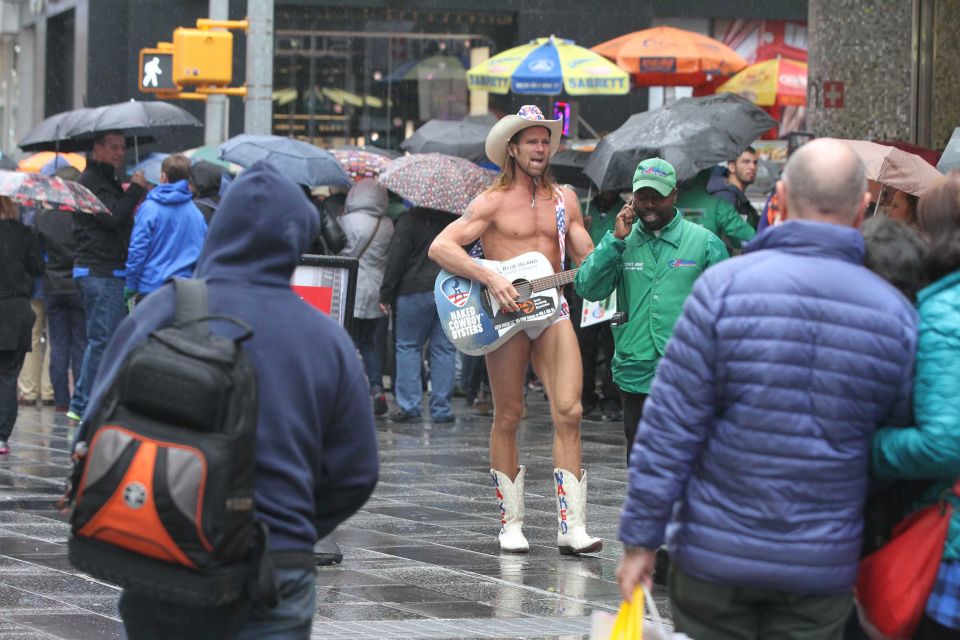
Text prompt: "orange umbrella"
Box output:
[[592, 26, 747, 86], [18, 151, 86, 174], [717, 59, 807, 107]]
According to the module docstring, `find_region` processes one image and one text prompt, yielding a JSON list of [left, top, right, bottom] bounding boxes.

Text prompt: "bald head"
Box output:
[[779, 138, 868, 226]]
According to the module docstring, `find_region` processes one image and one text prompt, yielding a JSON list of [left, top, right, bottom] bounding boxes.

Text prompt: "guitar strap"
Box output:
[[468, 187, 566, 262]]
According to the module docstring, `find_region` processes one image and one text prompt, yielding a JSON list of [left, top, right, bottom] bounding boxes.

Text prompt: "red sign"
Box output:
[[823, 81, 844, 109], [291, 284, 333, 315]]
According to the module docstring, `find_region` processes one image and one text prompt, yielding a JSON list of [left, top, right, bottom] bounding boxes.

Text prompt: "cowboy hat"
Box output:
[[485, 105, 562, 168]]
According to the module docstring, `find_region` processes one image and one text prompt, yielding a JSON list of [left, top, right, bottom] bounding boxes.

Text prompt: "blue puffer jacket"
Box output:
[[620, 220, 917, 594], [873, 270, 960, 560]]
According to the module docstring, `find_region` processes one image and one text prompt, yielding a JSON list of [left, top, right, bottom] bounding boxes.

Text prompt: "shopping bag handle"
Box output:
[[643, 585, 665, 630]]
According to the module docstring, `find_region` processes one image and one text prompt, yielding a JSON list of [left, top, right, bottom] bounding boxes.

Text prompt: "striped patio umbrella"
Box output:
[[467, 35, 629, 96]]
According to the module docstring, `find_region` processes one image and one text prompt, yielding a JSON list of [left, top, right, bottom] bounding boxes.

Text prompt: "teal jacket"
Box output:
[[872, 271, 960, 559]]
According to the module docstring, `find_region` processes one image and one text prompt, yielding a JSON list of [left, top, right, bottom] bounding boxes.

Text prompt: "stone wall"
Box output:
[[808, 0, 960, 148], [933, 0, 960, 148], [807, 0, 913, 141]]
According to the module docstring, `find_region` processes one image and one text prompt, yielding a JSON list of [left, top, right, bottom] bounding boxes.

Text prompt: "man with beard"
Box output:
[[575, 158, 728, 459], [707, 147, 760, 229], [429, 106, 599, 556]]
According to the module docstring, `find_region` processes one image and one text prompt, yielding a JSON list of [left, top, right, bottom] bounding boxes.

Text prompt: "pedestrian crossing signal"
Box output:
[[138, 50, 176, 92]]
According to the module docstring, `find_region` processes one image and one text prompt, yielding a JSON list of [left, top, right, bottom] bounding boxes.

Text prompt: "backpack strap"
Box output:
[[172, 278, 210, 339]]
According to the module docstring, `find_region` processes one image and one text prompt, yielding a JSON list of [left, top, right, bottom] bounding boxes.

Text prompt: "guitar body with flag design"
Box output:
[[435, 251, 576, 356]]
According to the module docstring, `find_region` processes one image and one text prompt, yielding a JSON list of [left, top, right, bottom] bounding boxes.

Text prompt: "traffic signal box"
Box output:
[[173, 28, 233, 86]]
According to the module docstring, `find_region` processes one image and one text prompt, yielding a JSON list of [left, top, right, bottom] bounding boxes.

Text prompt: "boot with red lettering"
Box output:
[[490, 466, 529, 553], [554, 468, 603, 555]]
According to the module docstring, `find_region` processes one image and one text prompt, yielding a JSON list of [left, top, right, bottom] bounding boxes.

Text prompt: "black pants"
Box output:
[[620, 389, 647, 463], [460, 353, 487, 404], [916, 616, 960, 639], [0, 351, 27, 440], [569, 292, 619, 410]]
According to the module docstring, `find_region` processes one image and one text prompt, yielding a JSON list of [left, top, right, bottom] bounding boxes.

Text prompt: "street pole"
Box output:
[[204, 0, 229, 146], [244, 0, 274, 135]]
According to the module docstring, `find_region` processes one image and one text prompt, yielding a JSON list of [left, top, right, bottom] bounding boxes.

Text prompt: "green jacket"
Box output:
[[574, 210, 728, 393], [676, 170, 756, 250], [872, 271, 960, 560]]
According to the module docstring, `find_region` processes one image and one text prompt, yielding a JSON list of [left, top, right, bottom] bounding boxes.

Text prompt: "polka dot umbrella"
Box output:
[[377, 153, 493, 216]]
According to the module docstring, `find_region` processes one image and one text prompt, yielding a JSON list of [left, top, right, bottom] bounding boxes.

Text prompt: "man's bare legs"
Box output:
[[486, 333, 531, 478], [530, 321, 583, 473]]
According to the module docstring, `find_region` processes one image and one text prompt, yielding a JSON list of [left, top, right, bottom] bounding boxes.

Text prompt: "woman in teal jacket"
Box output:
[[872, 172, 960, 637]]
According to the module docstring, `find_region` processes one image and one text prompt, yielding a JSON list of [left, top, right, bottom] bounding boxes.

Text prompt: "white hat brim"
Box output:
[[485, 115, 562, 168]]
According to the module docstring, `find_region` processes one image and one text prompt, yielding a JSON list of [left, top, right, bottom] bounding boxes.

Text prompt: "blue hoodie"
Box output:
[[79, 162, 379, 552], [125, 179, 207, 294]]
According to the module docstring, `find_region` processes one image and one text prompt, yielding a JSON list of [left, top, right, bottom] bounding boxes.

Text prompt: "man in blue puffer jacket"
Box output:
[[616, 139, 917, 640]]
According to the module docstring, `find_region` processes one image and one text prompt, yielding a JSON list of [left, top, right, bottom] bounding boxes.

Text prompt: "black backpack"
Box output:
[[66, 278, 274, 606]]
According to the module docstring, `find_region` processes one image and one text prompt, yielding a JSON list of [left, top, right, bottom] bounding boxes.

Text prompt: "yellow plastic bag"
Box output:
[[609, 587, 645, 639]]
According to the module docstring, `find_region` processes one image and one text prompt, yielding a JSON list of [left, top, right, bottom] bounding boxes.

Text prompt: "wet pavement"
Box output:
[[0, 393, 671, 639]]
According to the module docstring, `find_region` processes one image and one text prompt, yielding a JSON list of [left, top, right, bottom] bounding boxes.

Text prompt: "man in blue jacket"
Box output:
[[124, 154, 207, 304], [76, 162, 379, 638], [616, 139, 917, 639]]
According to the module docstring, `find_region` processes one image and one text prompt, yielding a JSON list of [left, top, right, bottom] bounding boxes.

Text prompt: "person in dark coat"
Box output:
[[706, 147, 760, 229], [379, 206, 457, 423], [0, 196, 44, 453], [76, 161, 378, 638], [35, 166, 87, 411], [68, 131, 148, 425], [189, 160, 224, 224]]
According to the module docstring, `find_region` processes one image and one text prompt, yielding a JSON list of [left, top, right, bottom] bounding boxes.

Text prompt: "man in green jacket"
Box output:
[[676, 168, 755, 254], [575, 158, 728, 458]]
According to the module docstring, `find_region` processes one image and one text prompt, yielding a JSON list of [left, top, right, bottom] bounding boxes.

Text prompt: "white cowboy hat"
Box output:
[[485, 105, 562, 168]]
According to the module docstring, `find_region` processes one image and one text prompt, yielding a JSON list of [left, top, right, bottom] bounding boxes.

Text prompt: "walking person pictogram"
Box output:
[[143, 57, 162, 88]]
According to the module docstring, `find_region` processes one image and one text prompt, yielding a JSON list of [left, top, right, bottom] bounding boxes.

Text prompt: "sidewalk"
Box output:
[[0, 395, 670, 639]]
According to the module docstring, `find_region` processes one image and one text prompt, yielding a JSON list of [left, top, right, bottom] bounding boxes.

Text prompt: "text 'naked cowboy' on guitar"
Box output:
[[434, 251, 577, 355]]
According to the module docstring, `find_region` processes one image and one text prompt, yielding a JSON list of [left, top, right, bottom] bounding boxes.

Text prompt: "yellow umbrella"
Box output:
[[717, 59, 808, 107], [18, 151, 86, 174]]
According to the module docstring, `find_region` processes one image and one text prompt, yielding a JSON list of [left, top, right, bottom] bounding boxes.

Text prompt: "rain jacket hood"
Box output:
[[344, 178, 388, 217], [195, 161, 319, 286], [190, 161, 223, 199], [146, 179, 194, 205]]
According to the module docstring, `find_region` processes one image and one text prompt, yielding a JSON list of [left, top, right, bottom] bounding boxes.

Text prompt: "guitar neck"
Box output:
[[528, 268, 577, 293]]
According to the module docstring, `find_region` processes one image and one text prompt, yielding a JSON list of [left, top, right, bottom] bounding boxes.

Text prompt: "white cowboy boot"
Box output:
[[491, 466, 529, 553], [554, 468, 603, 555]]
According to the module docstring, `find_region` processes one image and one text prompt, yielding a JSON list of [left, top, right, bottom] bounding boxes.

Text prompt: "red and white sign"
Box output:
[[823, 81, 844, 109]]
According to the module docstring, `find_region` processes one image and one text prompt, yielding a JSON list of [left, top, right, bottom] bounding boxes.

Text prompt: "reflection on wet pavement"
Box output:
[[0, 396, 672, 639]]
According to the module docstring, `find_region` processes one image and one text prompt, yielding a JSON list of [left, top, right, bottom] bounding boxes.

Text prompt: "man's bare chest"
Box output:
[[491, 195, 558, 240]]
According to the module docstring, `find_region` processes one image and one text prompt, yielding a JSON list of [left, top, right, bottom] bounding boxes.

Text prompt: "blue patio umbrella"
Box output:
[[219, 134, 352, 189]]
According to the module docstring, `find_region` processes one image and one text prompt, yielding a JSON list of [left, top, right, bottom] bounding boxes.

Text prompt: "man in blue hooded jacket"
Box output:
[[616, 139, 916, 639], [124, 154, 207, 304], [76, 161, 379, 639]]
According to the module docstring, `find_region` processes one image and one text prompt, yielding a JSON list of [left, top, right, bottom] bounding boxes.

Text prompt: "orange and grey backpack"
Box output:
[[66, 278, 275, 606]]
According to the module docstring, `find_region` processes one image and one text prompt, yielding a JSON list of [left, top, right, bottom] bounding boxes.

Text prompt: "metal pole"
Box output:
[[244, 0, 274, 135], [205, 0, 229, 145]]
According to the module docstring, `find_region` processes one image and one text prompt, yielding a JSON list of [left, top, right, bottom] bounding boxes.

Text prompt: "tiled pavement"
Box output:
[[0, 394, 671, 639]]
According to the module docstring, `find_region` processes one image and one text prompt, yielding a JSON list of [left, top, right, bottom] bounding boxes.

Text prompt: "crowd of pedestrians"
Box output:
[[2, 113, 960, 639]]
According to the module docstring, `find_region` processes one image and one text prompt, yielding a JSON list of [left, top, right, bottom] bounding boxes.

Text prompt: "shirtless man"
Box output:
[[429, 106, 601, 555]]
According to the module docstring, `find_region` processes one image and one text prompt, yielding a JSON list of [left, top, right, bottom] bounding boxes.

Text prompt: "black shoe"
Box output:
[[389, 410, 418, 423], [41, 399, 55, 407], [372, 393, 388, 416], [432, 415, 454, 423], [314, 535, 343, 566]]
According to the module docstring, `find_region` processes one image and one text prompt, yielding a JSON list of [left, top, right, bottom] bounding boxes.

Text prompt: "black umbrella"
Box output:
[[19, 108, 98, 152], [67, 100, 201, 145], [550, 149, 593, 189], [584, 93, 777, 191], [220, 134, 353, 188], [938, 128, 960, 174], [400, 118, 492, 164]]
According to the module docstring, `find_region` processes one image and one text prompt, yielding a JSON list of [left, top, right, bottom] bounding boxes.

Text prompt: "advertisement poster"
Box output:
[[580, 293, 617, 328], [291, 255, 358, 330]]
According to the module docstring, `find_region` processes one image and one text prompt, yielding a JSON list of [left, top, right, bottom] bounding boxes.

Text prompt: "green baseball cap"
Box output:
[[632, 158, 677, 196]]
